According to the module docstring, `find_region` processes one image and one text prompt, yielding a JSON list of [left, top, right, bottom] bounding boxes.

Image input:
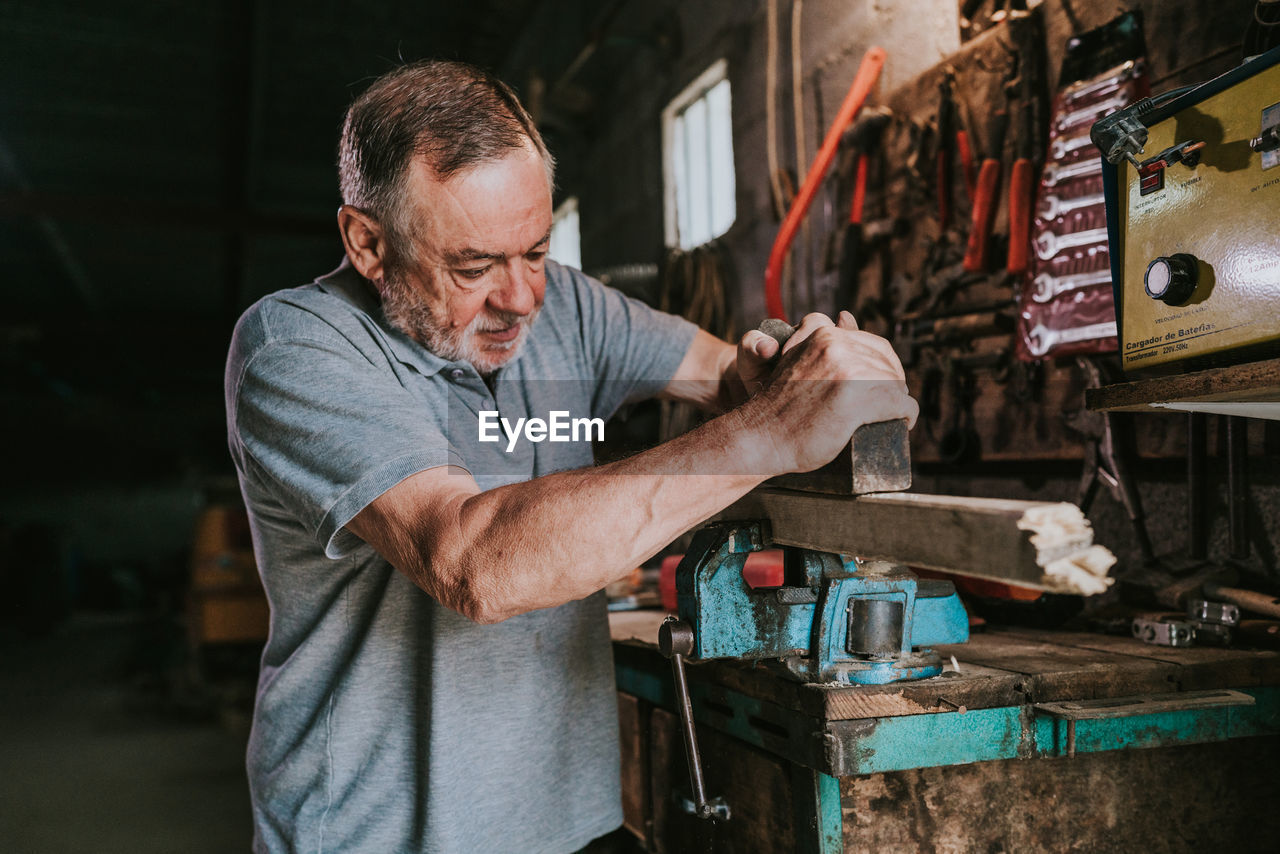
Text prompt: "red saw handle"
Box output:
[[1006, 157, 1034, 275], [963, 158, 1002, 272], [765, 47, 887, 321]]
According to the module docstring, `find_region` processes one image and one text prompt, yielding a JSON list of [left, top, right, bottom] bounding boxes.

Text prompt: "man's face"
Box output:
[[379, 143, 553, 375]]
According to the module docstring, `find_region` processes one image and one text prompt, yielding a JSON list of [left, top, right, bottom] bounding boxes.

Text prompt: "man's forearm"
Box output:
[[660, 329, 742, 413], [420, 404, 770, 623]]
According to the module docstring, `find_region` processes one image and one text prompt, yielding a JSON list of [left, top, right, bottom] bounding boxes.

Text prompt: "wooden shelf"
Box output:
[[1085, 357, 1280, 419]]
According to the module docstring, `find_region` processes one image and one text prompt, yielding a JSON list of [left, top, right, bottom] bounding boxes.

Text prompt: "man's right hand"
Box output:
[[738, 311, 918, 476]]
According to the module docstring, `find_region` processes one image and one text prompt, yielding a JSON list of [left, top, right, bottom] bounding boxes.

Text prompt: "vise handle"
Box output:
[[658, 617, 730, 822]]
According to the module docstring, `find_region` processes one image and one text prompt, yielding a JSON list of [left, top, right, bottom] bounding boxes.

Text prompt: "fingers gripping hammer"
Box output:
[[757, 319, 912, 495]]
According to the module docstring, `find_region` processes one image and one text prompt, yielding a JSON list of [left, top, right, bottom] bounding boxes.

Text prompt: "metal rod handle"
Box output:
[[670, 652, 709, 814], [1227, 415, 1250, 560], [1187, 412, 1207, 560], [659, 616, 722, 821]]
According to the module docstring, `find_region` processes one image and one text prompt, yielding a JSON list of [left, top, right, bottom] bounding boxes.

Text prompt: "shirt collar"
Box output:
[[314, 258, 457, 379], [313, 257, 532, 383]]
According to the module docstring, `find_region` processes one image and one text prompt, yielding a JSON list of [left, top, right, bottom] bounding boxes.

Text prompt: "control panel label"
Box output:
[[1124, 320, 1221, 360]]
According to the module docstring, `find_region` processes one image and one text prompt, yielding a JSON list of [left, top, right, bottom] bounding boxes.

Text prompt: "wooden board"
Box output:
[[716, 489, 1112, 593], [648, 706, 797, 854], [1086, 356, 1280, 415], [611, 611, 1280, 720], [616, 691, 649, 842], [994, 626, 1280, 691], [934, 629, 1178, 702]]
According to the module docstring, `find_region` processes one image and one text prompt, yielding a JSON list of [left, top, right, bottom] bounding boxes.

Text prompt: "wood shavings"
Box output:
[[1017, 503, 1116, 595]]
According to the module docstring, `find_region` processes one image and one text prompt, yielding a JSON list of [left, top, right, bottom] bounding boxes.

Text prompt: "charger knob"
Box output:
[[1144, 254, 1199, 305]]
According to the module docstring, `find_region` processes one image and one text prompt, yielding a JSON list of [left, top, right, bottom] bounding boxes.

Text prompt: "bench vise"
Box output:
[[668, 519, 969, 686], [657, 518, 970, 821]]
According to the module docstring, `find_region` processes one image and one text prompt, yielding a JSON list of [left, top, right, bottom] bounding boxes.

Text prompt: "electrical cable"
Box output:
[[659, 244, 731, 440], [791, 0, 813, 316], [765, 0, 794, 319], [765, 0, 784, 218], [1244, 1, 1280, 57]]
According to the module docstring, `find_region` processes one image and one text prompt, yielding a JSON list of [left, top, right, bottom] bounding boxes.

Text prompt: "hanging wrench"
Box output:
[[1056, 93, 1129, 132], [1038, 191, 1105, 220], [1035, 226, 1109, 260], [1026, 320, 1118, 358], [1043, 158, 1102, 187], [1032, 268, 1112, 302], [1051, 133, 1095, 161], [1063, 61, 1138, 104]]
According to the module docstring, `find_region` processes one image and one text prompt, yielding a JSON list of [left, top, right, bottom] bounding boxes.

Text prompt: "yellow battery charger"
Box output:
[[1099, 45, 1280, 374]]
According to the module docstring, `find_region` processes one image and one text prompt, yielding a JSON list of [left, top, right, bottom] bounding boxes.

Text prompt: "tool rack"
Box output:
[[610, 610, 1280, 853]]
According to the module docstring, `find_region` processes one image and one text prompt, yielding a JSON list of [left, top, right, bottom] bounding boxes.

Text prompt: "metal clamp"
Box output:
[[1188, 599, 1241, 626], [1132, 616, 1195, 647], [1036, 690, 1255, 757]]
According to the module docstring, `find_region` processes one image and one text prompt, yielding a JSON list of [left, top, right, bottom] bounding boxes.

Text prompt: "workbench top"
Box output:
[[609, 609, 1280, 722]]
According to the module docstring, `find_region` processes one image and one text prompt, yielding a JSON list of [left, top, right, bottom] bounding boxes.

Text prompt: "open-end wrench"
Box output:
[[1057, 93, 1129, 132], [1051, 133, 1095, 161], [1043, 158, 1102, 187], [1035, 226, 1109, 260], [1032, 268, 1112, 302], [1038, 191, 1105, 220], [1063, 61, 1138, 104], [1026, 320, 1117, 358]]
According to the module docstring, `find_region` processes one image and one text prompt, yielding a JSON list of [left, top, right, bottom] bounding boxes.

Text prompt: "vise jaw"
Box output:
[[674, 520, 969, 685]]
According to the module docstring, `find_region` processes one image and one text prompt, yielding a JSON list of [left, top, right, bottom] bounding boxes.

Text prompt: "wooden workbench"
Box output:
[[610, 610, 1280, 853]]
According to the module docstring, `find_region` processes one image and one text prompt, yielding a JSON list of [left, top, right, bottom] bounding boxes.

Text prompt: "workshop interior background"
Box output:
[[2, 1, 1279, 852]]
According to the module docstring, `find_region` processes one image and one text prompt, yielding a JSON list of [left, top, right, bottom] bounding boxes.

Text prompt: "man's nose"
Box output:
[[488, 261, 538, 316]]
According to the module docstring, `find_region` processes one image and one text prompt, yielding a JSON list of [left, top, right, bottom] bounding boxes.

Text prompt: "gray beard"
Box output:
[[378, 271, 536, 376]]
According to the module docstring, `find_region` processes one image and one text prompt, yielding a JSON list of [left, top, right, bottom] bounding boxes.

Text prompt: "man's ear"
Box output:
[[337, 205, 388, 282]]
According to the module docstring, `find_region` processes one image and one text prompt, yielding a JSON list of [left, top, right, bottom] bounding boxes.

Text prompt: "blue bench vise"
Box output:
[[670, 519, 969, 686], [657, 518, 970, 821]]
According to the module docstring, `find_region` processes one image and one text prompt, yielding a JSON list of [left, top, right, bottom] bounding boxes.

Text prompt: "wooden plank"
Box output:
[[616, 692, 649, 843], [935, 629, 1179, 702], [995, 627, 1280, 691], [648, 706, 797, 853], [697, 655, 1025, 722], [610, 609, 669, 647], [1086, 356, 1280, 414], [611, 615, 1280, 720], [806, 662, 1025, 720], [717, 489, 1115, 594], [612, 611, 1025, 720]]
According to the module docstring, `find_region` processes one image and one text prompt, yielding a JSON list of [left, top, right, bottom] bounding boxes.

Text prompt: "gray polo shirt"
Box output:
[[225, 259, 696, 853]]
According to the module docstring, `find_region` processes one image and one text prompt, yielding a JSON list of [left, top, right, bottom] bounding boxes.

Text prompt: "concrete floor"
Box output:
[[0, 615, 255, 853]]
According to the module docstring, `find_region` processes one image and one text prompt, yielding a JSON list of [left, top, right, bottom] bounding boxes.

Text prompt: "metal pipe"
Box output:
[[1227, 415, 1250, 559], [1187, 412, 1208, 560]]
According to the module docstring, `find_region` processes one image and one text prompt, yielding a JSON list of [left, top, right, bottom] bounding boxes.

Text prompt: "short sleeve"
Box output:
[[557, 264, 699, 420], [227, 317, 463, 559]]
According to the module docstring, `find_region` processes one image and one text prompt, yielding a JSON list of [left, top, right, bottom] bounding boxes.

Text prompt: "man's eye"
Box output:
[[526, 250, 547, 264], [458, 267, 489, 281]]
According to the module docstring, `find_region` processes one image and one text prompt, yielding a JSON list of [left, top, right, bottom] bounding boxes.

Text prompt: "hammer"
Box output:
[[757, 318, 912, 495]]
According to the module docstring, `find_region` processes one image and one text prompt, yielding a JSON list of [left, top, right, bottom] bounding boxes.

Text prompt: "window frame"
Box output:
[[661, 58, 736, 250]]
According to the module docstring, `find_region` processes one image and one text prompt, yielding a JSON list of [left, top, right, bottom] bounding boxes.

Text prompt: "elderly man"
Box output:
[[225, 59, 915, 853]]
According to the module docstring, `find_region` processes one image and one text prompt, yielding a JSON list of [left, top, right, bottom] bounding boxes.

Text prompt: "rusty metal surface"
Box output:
[[841, 736, 1280, 853]]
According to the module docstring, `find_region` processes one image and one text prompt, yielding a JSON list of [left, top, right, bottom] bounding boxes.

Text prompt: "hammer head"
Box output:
[[755, 319, 912, 495]]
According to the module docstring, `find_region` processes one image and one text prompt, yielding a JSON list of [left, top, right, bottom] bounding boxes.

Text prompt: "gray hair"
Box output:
[[338, 59, 555, 267]]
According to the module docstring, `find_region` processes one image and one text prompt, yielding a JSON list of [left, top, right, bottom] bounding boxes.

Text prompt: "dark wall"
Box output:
[[548, 0, 1280, 584]]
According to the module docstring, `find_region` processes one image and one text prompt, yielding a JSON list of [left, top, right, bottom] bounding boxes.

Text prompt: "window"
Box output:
[[549, 196, 581, 270], [662, 59, 736, 250]]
